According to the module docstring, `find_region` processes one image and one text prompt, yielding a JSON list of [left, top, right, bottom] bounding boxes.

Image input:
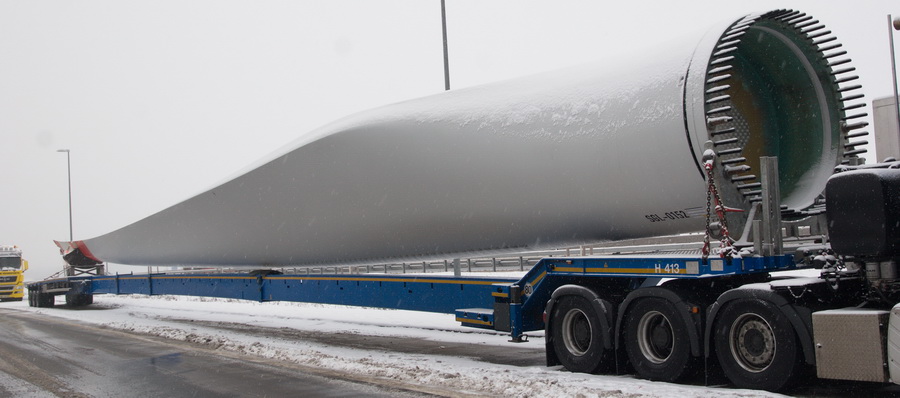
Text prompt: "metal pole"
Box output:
[[441, 0, 450, 90], [760, 157, 782, 256], [57, 149, 73, 241], [66, 152, 72, 241], [889, 15, 900, 140]]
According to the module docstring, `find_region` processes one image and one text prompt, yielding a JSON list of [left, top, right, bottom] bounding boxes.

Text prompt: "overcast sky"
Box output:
[[1, 0, 897, 278]]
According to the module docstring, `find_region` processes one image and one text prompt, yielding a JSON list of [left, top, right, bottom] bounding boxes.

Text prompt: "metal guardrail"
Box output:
[[277, 234, 708, 275], [66, 228, 829, 279], [66, 234, 712, 278]]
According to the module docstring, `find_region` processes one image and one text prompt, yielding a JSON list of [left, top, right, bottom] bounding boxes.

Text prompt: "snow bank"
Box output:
[[7, 295, 784, 398]]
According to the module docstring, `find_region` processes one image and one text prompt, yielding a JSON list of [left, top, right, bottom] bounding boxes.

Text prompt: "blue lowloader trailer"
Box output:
[[26, 162, 900, 392]]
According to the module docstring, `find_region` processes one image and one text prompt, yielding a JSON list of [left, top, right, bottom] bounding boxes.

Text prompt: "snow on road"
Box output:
[[6, 295, 783, 398]]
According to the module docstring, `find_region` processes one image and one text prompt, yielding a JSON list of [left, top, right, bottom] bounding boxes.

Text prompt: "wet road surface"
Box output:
[[4, 304, 900, 397], [0, 309, 433, 398]]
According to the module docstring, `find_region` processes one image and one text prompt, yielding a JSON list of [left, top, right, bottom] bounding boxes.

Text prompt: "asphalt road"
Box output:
[[0, 308, 434, 398], [5, 303, 900, 398]]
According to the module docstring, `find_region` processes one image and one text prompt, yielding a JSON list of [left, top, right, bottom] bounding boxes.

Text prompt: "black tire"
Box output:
[[713, 299, 804, 392], [623, 298, 697, 382], [37, 293, 54, 308], [549, 295, 613, 373], [65, 294, 93, 307]]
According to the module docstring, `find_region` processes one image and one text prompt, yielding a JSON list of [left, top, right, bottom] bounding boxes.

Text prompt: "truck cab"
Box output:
[[0, 245, 28, 301]]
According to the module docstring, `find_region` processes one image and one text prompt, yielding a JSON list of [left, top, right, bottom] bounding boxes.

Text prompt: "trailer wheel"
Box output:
[[623, 298, 696, 382], [550, 295, 612, 373], [66, 294, 93, 307], [36, 292, 54, 308], [713, 299, 802, 392]]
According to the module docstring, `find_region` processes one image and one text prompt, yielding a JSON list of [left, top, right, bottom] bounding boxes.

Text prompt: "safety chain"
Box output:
[[786, 286, 808, 299], [702, 158, 735, 260]]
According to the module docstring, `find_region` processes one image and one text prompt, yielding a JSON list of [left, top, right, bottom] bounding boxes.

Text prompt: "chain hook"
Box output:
[[701, 147, 734, 261]]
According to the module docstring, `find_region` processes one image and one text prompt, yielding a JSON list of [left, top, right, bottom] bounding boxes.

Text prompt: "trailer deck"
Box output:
[[28, 251, 799, 340]]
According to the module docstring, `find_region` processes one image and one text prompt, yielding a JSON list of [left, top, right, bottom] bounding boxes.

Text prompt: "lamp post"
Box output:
[[57, 149, 72, 242], [890, 15, 900, 140], [441, 0, 450, 91]]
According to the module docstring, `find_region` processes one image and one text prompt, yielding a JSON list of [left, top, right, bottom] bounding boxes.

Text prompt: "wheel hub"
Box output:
[[651, 322, 673, 349], [562, 308, 592, 356], [638, 311, 674, 364], [731, 313, 776, 372]]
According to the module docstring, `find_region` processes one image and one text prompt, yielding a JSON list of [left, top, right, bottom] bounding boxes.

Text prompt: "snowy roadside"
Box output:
[[5, 295, 783, 398]]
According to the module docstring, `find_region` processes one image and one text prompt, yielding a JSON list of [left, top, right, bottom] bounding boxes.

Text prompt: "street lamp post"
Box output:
[[57, 149, 72, 242], [890, 15, 900, 140], [441, 0, 450, 91]]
